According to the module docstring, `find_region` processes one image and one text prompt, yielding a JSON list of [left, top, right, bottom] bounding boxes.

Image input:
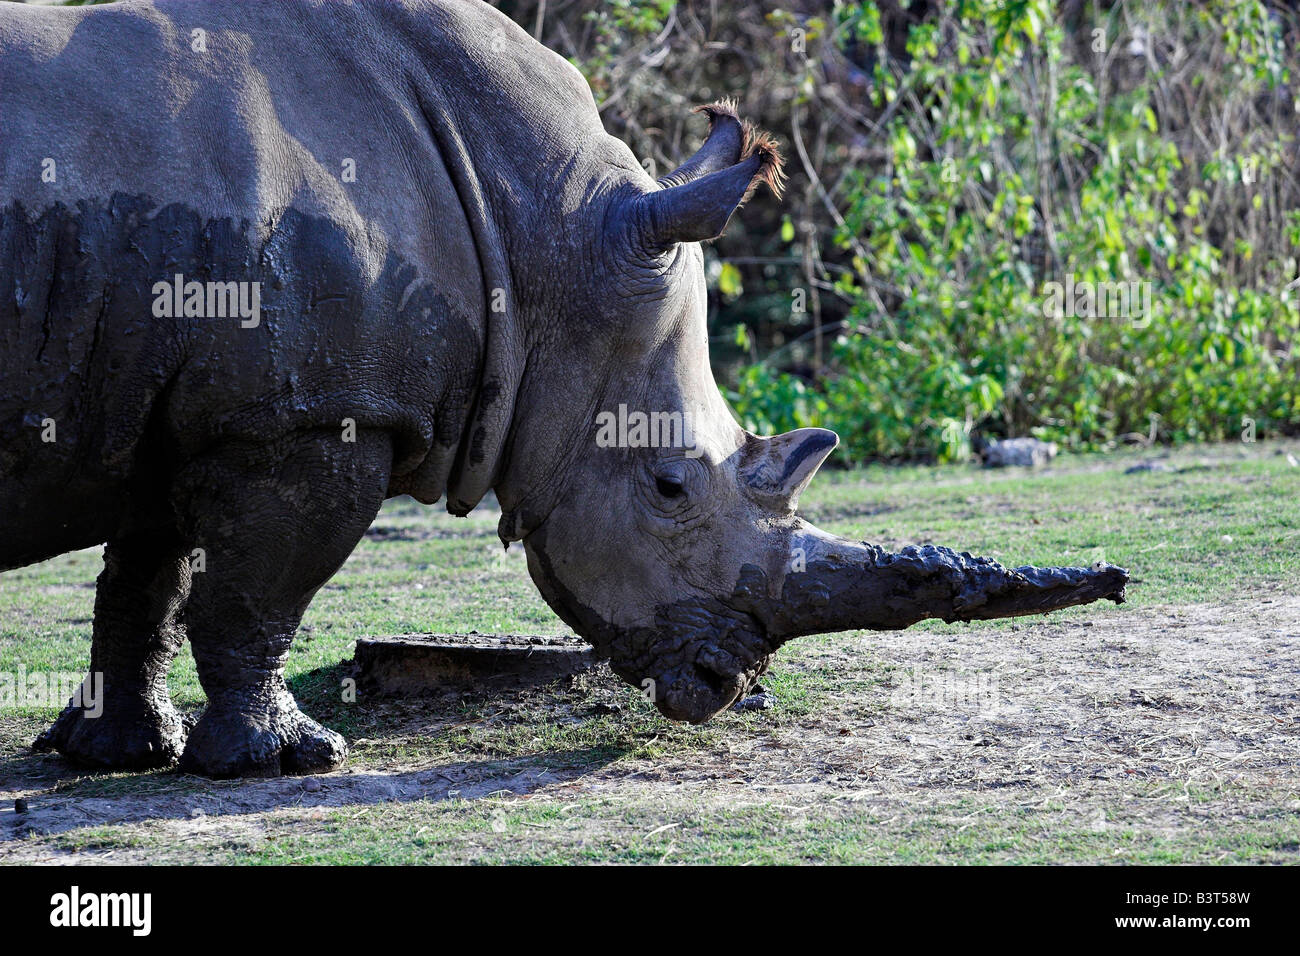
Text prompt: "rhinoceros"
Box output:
[[0, 0, 1127, 777]]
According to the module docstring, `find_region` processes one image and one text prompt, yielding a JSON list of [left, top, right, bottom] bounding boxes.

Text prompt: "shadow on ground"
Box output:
[[1, 662, 632, 842]]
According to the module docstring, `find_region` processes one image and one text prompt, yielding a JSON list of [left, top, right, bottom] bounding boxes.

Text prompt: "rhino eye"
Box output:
[[655, 475, 685, 499]]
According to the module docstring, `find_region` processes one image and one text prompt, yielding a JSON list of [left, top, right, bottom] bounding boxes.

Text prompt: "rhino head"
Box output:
[[490, 102, 1128, 723]]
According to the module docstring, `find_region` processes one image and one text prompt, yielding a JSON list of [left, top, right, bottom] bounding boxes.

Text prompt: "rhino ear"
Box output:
[[656, 100, 747, 189], [742, 428, 839, 513], [629, 104, 785, 255]]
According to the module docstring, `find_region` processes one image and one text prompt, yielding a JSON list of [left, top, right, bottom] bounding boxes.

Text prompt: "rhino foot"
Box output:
[[34, 694, 186, 770], [171, 429, 388, 777], [178, 692, 346, 779]]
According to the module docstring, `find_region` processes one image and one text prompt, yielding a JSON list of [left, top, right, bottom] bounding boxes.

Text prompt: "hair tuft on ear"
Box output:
[[688, 100, 785, 202], [692, 98, 741, 125], [739, 125, 786, 202]]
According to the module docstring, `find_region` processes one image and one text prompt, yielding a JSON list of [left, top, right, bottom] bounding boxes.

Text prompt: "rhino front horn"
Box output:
[[628, 101, 786, 253], [766, 527, 1129, 641]]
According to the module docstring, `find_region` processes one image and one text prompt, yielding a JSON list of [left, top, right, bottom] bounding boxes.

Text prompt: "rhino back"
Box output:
[[0, 0, 488, 517]]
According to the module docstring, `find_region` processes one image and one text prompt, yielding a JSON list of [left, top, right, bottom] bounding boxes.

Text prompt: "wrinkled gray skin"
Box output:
[[0, 0, 1127, 777]]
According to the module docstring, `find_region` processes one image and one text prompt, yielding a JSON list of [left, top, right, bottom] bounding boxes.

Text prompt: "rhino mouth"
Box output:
[[524, 528, 774, 722], [603, 606, 775, 724], [681, 655, 769, 721], [608, 648, 770, 724]]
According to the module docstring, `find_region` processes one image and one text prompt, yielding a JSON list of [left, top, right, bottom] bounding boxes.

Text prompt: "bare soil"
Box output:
[[3, 592, 1296, 863]]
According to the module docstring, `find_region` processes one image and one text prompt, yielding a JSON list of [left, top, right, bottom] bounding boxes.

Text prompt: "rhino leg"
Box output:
[[33, 527, 190, 769], [175, 430, 392, 778]]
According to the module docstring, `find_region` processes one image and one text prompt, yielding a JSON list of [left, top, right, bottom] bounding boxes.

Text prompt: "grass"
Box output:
[[34, 789, 1300, 865], [2, 437, 1298, 864]]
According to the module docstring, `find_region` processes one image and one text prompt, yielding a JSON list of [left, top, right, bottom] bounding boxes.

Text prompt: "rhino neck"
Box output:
[[398, 2, 655, 520], [397, 2, 632, 517]]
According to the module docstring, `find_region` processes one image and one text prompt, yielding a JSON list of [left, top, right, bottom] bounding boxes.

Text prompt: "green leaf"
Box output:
[[718, 262, 743, 298]]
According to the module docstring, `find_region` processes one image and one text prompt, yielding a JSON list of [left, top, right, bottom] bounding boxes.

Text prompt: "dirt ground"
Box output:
[[3, 591, 1296, 863]]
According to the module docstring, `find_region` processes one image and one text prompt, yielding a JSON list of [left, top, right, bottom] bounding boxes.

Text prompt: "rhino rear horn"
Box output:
[[632, 105, 785, 254]]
